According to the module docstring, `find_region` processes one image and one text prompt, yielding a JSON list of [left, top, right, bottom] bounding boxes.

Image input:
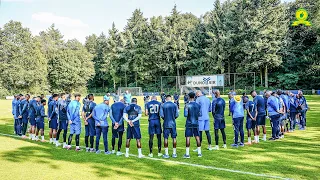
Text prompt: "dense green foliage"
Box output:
[[0, 0, 319, 96]]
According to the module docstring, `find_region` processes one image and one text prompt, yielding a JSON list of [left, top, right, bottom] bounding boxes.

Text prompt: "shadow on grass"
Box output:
[[1, 98, 320, 180], [1, 134, 260, 180]]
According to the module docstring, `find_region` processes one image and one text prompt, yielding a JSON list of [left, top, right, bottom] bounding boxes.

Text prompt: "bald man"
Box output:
[[212, 90, 227, 149], [195, 90, 212, 150]]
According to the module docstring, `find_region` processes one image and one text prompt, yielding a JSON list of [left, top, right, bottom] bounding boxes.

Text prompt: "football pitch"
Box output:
[[0, 96, 319, 180]]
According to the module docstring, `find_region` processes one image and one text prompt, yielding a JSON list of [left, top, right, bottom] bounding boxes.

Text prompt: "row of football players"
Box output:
[[11, 89, 308, 158]]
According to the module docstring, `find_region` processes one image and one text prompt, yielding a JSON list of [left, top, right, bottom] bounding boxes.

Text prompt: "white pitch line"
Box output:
[[0, 132, 291, 180]]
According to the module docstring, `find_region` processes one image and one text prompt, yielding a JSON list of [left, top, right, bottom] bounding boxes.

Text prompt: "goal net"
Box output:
[[118, 87, 143, 96]]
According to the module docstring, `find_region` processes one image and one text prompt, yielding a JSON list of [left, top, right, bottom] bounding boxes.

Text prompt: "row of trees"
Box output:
[[0, 0, 319, 96], [0, 23, 94, 95]]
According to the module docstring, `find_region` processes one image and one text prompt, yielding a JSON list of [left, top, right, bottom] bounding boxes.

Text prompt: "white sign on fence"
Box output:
[[185, 75, 224, 87]]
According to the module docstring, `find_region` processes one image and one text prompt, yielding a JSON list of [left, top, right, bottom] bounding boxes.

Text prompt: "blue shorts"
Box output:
[[148, 120, 162, 135], [256, 115, 266, 126], [59, 120, 68, 131], [29, 115, 36, 126], [126, 126, 141, 139], [112, 123, 124, 138], [163, 128, 177, 139], [36, 121, 44, 129], [280, 113, 288, 126], [246, 118, 256, 130], [49, 118, 58, 130], [185, 127, 199, 137], [85, 118, 96, 136], [279, 113, 287, 121], [214, 118, 226, 130], [70, 123, 81, 135], [22, 116, 28, 124], [198, 119, 210, 131]]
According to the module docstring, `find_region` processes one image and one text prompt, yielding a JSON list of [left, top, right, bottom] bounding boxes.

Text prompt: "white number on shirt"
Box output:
[[149, 104, 159, 114], [251, 104, 255, 112]]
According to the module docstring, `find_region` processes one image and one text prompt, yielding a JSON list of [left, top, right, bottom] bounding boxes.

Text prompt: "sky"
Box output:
[[0, 0, 295, 43]]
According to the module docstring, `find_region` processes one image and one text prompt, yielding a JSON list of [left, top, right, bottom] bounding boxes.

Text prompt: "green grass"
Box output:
[[0, 96, 320, 180]]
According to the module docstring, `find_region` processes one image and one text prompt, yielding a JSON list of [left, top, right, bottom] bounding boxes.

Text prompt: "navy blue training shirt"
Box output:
[[253, 95, 266, 116], [146, 100, 161, 121], [110, 101, 126, 124], [184, 101, 201, 128], [245, 101, 257, 119], [212, 97, 225, 120], [160, 101, 179, 128]]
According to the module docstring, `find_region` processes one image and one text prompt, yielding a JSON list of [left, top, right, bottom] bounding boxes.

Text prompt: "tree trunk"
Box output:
[[135, 73, 137, 87], [102, 79, 105, 90], [125, 71, 127, 87], [264, 65, 268, 88], [177, 64, 180, 90], [228, 60, 231, 86], [260, 68, 263, 87], [113, 78, 116, 92]]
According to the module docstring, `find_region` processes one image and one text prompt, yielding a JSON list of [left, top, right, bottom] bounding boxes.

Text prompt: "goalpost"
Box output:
[[117, 87, 143, 96]]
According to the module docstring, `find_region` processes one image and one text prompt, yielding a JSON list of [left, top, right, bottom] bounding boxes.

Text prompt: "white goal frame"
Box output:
[[117, 87, 143, 96]]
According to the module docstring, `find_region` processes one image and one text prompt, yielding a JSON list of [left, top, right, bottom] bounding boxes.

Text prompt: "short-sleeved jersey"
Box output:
[[28, 99, 38, 117], [184, 101, 201, 128], [82, 100, 96, 117], [245, 101, 257, 119], [20, 99, 29, 117], [161, 93, 166, 103], [67, 100, 81, 123], [58, 99, 68, 121], [36, 104, 46, 122], [297, 96, 308, 111], [212, 97, 225, 120], [280, 94, 289, 112], [48, 100, 58, 120], [289, 96, 298, 112], [184, 95, 189, 103], [267, 96, 279, 116], [124, 104, 142, 126], [15, 100, 21, 118], [160, 101, 179, 128], [253, 95, 266, 116], [12, 99, 17, 116], [92, 103, 110, 127], [110, 102, 126, 123], [174, 94, 179, 101], [123, 93, 132, 104], [48, 96, 53, 103], [196, 95, 211, 121], [146, 100, 161, 121]]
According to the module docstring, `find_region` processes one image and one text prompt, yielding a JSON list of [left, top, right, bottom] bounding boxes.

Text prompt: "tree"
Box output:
[[236, 0, 288, 88], [39, 25, 94, 92], [107, 23, 121, 90], [38, 24, 65, 92], [186, 21, 211, 75], [165, 5, 199, 87], [0, 21, 48, 94], [123, 9, 150, 87]]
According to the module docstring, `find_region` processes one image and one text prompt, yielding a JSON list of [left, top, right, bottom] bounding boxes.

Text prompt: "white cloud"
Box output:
[[32, 12, 89, 28], [2, 0, 34, 2]]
